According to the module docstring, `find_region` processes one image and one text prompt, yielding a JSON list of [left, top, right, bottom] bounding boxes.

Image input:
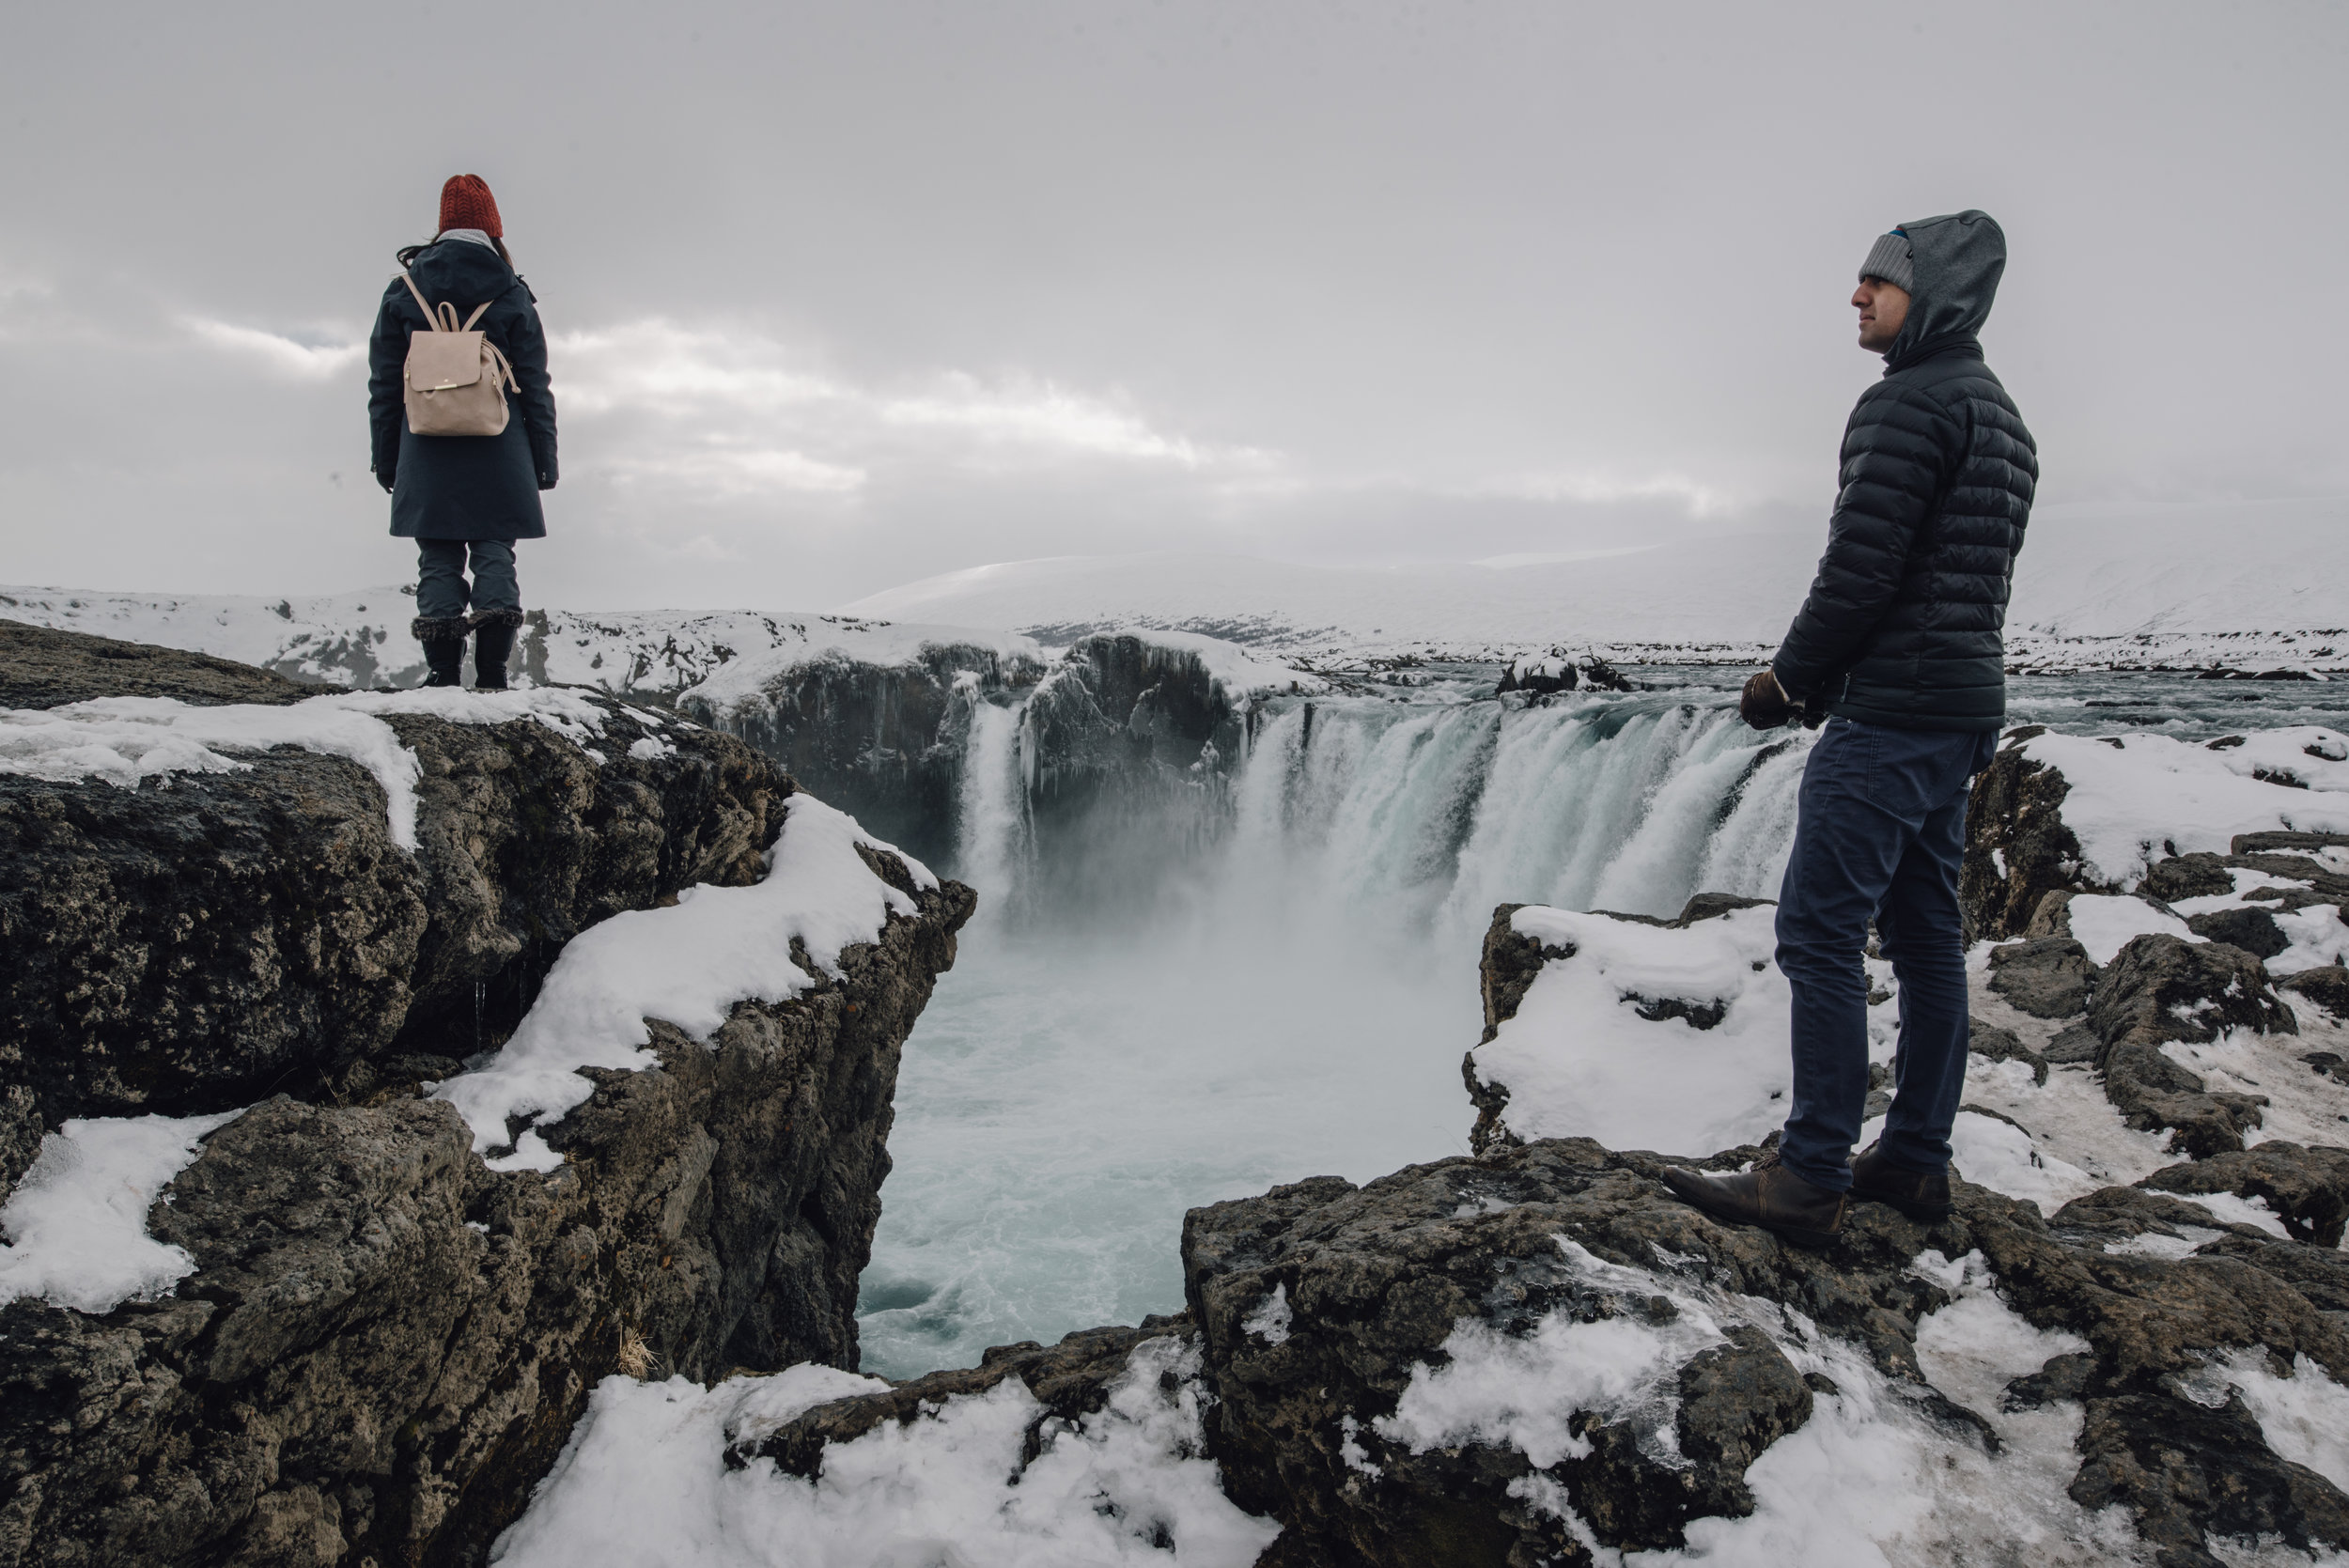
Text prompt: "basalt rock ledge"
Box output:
[[0, 626, 973, 1568]]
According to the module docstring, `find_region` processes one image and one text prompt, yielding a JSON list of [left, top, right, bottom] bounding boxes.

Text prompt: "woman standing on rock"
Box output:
[[366, 174, 557, 690]]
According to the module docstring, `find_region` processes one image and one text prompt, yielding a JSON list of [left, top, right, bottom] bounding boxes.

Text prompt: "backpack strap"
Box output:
[[398, 269, 443, 330], [481, 339, 520, 394], [399, 272, 497, 335]]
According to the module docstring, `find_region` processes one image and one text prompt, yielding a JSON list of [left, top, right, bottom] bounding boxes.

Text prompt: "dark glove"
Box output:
[[1739, 668, 1796, 730], [376, 470, 396, 494], [537, 474, 557, 491]]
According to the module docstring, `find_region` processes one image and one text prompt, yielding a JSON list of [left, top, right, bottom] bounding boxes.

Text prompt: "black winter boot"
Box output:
[[469, 607, 524, 691], [412, 616, 470, 688]]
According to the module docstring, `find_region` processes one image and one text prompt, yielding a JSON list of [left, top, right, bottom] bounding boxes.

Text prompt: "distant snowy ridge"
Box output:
[[0, 585, 1047, 698], [839, 496, 2349, 672], [8, 495, 2342, 685]]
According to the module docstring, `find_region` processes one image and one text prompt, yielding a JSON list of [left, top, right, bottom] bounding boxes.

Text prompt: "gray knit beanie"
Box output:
[[1859, 229, 1914, 291]]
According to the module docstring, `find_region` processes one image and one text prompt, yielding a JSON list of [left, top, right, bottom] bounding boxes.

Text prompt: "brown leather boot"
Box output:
[[1661, 1153, 1847, 1250], [1849, 1141, 1953, 1221]]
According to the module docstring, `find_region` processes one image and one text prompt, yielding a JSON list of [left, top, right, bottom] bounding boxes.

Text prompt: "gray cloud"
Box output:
[[3, 1, 2343, 613]]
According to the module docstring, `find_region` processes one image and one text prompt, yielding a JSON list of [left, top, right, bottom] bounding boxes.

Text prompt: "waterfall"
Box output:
[[953, 689, 1031, 923], [954, 686, 1812, 935], [869, 681, 1814, 1377]]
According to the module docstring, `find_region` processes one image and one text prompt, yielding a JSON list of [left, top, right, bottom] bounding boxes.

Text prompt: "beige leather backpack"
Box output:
[[398, 271, 519, 437]]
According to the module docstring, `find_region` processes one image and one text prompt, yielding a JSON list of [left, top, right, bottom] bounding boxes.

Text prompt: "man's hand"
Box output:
[[1739, 668, 1796, 730]]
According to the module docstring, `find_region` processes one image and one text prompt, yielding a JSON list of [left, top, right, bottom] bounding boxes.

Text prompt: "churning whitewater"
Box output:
[[860, 683, 1816, 1376]]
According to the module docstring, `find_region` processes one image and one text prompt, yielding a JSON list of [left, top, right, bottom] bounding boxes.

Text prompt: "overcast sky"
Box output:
[[3, 0, 2342, 613]]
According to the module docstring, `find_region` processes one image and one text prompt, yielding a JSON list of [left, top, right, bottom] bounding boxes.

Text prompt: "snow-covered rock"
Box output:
[[1181, 1133, 2349, 1566], [1493, 646, 1631, 697], [494, 1324, 1279, 1568], [1963, 724, 2349, 941], [1463, 896, 1794, 1158], [0, 624, 976, 1567]]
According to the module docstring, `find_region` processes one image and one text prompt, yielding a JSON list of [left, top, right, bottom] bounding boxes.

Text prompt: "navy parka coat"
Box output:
[[1769, 210, 2038, 731], [366, 238, 556, 540]]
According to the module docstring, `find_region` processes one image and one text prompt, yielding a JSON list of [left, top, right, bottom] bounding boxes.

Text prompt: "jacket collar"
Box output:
[[436, 228, 497, 251], [1883, 333, 1983, 375]]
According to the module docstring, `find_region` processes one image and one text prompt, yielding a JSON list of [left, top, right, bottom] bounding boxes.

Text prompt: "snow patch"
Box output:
[[491, 1335, 1279, 1568], [435, 795, 936, 1167], [2013, 729, 2349, 890], [2180, 1349, 2349, 1495], [2066, 894, 2194, 966], [1470, 905, 1791, 1155], [2170, 1190, 2293, 1239], [1372, 1238, 2141, 1565], [0, 1109, 241, 1313], [1375, 1239, 1724, 1470], [0, 687, 616, 850], [1241, 1282, 1292, 1345]]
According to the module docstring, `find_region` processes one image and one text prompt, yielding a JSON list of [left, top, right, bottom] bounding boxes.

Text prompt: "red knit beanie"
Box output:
[[438, 175, 503, 239]]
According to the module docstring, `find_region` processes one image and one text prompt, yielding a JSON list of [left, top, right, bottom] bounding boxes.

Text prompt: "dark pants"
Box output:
[[1774, 717, 1997, 1190], [416, 539, 519, 621]]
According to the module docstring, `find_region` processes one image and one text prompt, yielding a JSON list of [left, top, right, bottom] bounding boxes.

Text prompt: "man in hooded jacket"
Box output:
[[1663, 211, 2038, 1246]]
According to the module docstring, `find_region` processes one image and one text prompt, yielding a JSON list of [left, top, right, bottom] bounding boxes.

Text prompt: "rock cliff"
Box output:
[[0, 624, 973, 1567], [680, 632, 1044, 867]]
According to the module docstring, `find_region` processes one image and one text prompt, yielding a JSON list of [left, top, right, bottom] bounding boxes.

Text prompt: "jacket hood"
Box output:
[[399, 239, 518, 307], [1883, 210, 2006, 368]]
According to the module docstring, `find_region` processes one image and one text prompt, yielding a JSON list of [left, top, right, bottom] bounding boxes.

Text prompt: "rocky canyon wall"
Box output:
[[0, 622, 973, 1568]]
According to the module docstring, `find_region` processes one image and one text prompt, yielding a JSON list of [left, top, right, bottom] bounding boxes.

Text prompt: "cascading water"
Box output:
[[953, 686, 1030, 909], [854, 664, 2349, 1377], [856, 679, 1815, 1376]]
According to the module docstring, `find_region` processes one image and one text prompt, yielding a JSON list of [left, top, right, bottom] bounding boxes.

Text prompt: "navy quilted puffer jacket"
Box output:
[[1771, 210, 2038, 731]]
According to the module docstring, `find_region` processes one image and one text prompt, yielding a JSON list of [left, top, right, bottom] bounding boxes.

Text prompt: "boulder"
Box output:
[[2084, 935, 2295, 1157], [1960, 733, 2087, 942], [2186, 906, 2290, 959], [2091, 935, 2296, 1052], [1968, 1021, 2049, 1085], [1986, 936, 2094, 1018], [1494, 649, 1631, 697], [0, 633, 789, 1126], [2281, 965, 2349, 1018], [1464, 896, 1785, 1159], [0, 619, 316, 710], [2139, 1143, 2349, 1248], [739, 1318, 1188, 1479], [1181, 1138, 2349, 1567]]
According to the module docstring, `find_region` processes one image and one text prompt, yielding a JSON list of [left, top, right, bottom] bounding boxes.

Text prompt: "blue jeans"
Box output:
[[1774, 718, 1997, 1189], [417, 539, 519, 621]]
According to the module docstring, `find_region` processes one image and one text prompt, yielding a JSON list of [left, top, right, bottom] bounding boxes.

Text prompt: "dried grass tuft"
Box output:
[[615, 1326, 660, 1381]]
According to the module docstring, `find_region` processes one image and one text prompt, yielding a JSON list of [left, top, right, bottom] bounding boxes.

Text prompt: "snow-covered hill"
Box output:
[[4, 495, 2341, 684], [0, 586, 1040, 696], [841, 496, 2349, 672]]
